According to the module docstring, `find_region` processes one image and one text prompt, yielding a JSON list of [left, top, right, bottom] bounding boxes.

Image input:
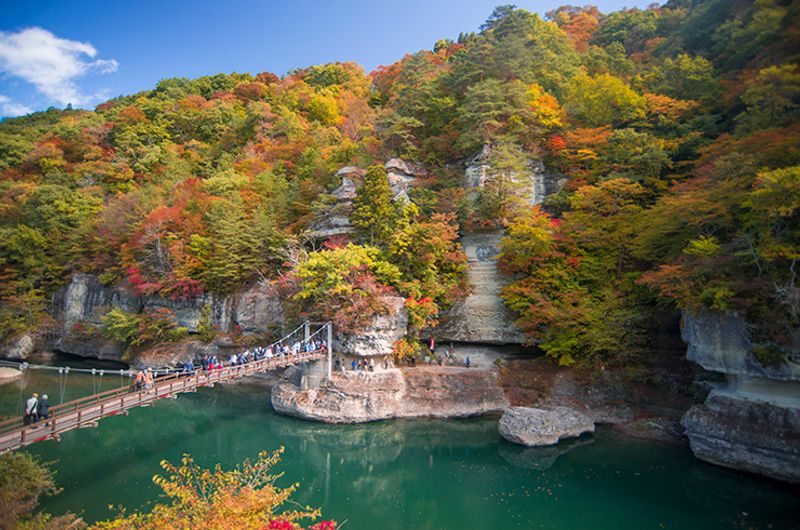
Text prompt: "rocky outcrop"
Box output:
[[498, 406, 594, 447], [385, 157, 425, 200], [235, 284, 284, 335], [31, 275, 287, 363], [438, 148, 564, 346], [683, 311, 800, 382], [309, 160, 422, 239], [334, 296, 408, 356], [683, 393, 800, 483], [58, 273, 142, 329], [271, 367, 509, 423], [54, 335, 125, 361], [308, 167, 363, 238], [0, 367, 23, 384], [681, 310, 800, 482], [437, 232, 524, 344], [3, 333, 34, 360], [498, 355, 696, 441], [463, 144, 564, 206]]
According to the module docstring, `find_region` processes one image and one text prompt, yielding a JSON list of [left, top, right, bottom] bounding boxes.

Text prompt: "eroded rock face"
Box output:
[[498, 406, 595, 447], [683, 311, 800, 381], [59, 273, 142, 329], [463, 144, 564, 206], [437, 232, 524, 344], [53, 335, 125, 361], [271, 367, 509, 423], [235, 284, 284, 335], [4, 333, 34, 360], [37, 274, 288, 363], [334, 296, 408, 356], [310, 160, 424, 239], [681, 310, 800, 482], [682, 393, 800, 483]]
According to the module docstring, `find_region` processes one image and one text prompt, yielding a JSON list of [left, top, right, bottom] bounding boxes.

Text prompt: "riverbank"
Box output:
[[272, 366, 509, 423], [270, 352, 696, 445]]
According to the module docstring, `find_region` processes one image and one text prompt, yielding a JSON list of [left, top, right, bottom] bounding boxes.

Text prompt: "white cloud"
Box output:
[[0, 27, 118, 106], [0, 94, 32, 116]]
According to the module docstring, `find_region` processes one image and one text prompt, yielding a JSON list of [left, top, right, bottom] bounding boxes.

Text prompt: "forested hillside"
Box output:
[[1, 0, 798, 366]]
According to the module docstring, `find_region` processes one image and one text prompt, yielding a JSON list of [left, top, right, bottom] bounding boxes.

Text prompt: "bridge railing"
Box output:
[[0, 349, 327, 452]]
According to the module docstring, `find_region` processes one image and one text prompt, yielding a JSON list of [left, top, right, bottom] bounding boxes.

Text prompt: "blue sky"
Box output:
[[0, 0, 656, 117]]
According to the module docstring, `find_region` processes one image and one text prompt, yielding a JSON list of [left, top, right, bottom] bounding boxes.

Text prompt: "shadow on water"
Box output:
[[1, 378, 794, 530]]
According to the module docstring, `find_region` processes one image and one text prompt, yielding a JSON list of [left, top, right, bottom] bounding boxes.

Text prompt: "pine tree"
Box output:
[[350, 165, 396, 246]]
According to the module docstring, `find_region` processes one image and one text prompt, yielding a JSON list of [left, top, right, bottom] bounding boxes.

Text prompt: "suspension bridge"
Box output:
[[0, 321, 333, 454]]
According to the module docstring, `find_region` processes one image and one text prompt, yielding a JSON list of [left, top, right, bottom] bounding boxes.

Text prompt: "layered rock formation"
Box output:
[[463, 144, 564, 206], [499, 406, 594, 446], [438, 147, 563, 346], [308, 159, 423, 238], [4, 333, 34, 359], [436, 231, 524, 344], [334, 296, 408, 357], [20, 274, 286, 363], [308, 166, 363, 238], [272, 366, 509, 423], [681, 311, 800, 482]]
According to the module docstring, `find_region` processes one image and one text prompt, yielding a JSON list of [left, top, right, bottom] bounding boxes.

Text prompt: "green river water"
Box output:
[[2, 361, 798, 530]]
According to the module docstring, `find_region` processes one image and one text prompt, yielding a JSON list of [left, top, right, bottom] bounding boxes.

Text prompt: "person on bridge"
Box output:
[[133, 370, 145, 390], [143, 368, 154, 389], [24, 393, 38, 425], [37, 394, 50, 425]]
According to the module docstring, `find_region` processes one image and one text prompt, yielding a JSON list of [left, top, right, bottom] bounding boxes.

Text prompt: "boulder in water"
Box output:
[[499, 406, 594, 446]]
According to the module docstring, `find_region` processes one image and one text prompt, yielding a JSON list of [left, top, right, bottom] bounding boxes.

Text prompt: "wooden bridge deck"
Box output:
[[0, 350, 324, 454]]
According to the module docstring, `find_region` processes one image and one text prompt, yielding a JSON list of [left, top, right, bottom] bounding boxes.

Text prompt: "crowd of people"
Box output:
[[126, 337, 328, 391], [19, 336, 478, 425]]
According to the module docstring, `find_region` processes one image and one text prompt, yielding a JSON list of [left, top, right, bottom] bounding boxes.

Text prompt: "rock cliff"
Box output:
[[437, 232, 524, 344], [437, 147, 563, 346], [308, 159, 422, 239], [681, 311, 800, 482], [463, 144, 564, 206], [271, 366, 509, 423], [334, 296, 408, 357], [16, 274, 286, 363]]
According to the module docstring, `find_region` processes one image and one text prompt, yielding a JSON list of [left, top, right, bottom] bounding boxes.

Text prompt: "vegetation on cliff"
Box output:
[[0, 1, 798, 365]]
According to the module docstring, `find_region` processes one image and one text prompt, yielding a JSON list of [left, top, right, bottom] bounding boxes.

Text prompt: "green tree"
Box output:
[[475, 139, 532, 224], [736, 64, 800, 133], [350, 165, 396, 245]]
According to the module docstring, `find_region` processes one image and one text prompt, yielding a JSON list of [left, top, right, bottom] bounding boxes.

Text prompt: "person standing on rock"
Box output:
[[465, 356, 471, 368], [24, 393, 38, 425], [37, 394, 50, 425], [429, 337, 436, 357]]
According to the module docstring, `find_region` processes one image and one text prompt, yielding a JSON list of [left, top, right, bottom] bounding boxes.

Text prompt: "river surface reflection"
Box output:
[[3, 372, 797, 529]]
